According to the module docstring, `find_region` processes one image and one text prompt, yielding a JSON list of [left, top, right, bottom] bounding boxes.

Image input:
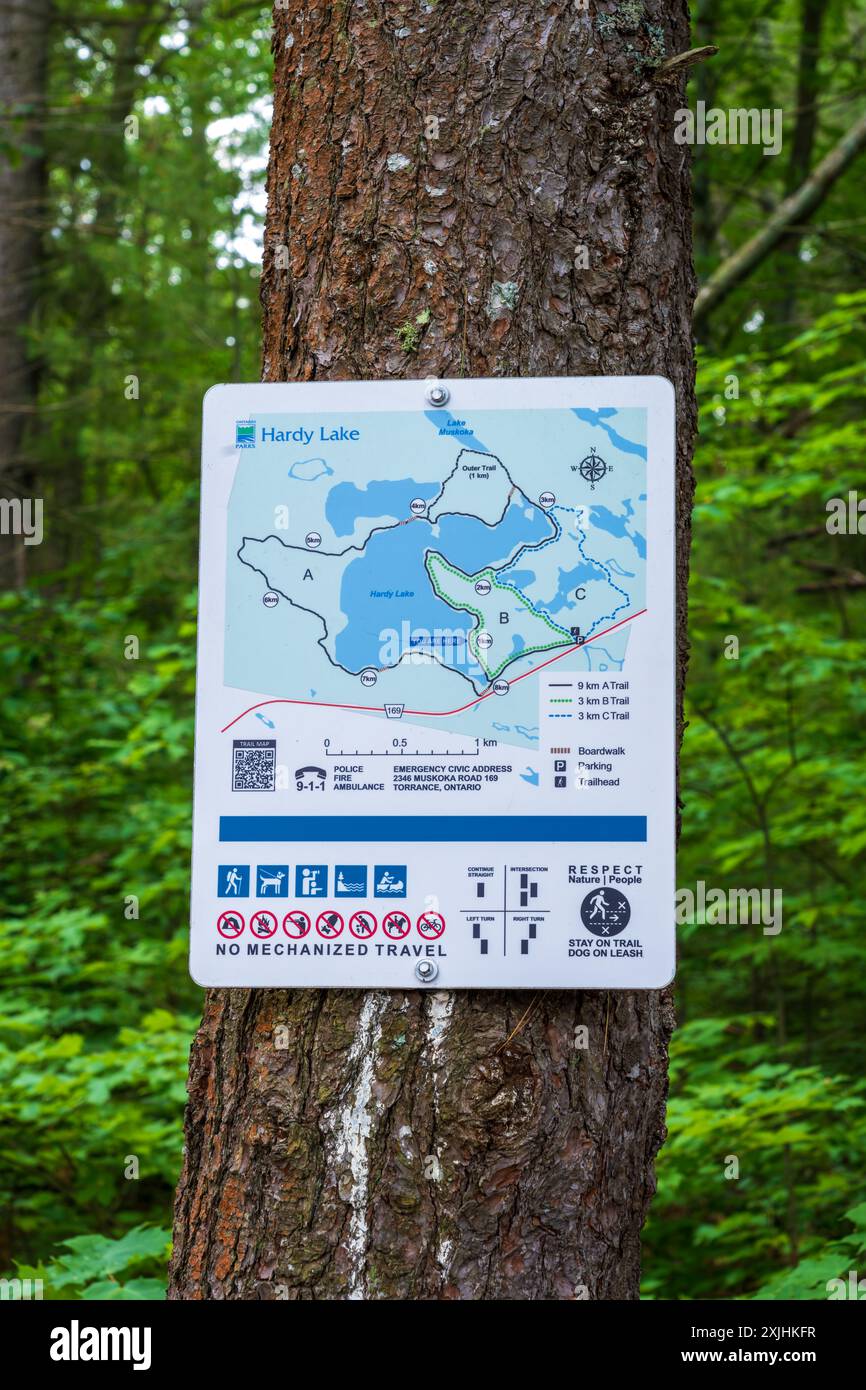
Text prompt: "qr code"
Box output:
[[232, 738, 276, 791]]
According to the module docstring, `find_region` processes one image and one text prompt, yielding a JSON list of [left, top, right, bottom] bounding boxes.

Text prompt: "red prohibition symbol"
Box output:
[[416, 911, 446, 939], [349, 910, 377, 939], [249, 909, 278, 938], [382, 910, 411, 940], [316, 910, 344, 938], [282, 909, 311, 939], [217, 910, 245, 938]]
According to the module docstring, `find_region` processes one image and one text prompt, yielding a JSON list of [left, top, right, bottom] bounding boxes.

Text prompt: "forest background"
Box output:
[[1, 0, 864, 1301]]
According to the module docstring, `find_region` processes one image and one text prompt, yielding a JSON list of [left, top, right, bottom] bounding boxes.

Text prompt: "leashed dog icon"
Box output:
[[258, 869, 285, 893]]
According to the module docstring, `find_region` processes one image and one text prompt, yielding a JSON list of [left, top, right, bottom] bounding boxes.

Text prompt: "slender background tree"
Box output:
[[0, 0, 51, 586], [169, 0, 696, 1301]]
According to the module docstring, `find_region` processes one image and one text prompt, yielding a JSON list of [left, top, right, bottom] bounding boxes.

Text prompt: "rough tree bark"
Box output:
[[170, 0, 696, 1300]]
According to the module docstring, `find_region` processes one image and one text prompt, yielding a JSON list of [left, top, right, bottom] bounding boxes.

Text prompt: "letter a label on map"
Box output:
[[191, 377, 676, 989]]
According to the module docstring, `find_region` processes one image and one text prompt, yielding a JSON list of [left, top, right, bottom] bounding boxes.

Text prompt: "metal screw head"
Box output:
[[415, 960, 439, 983], [424, 381, 450, 408]]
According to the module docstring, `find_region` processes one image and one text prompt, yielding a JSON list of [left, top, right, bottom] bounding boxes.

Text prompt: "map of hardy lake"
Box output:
[[224, 406, 647, 749]]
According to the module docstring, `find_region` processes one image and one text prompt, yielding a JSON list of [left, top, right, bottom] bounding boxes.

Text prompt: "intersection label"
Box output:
[[191, 378, 676, 987]]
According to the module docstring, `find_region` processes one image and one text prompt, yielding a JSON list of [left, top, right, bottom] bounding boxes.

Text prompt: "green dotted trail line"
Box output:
[[425, 551, 573, 681]]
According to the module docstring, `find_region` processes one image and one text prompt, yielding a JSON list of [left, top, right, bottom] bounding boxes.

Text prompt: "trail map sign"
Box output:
[[191, 378, 676, 989]]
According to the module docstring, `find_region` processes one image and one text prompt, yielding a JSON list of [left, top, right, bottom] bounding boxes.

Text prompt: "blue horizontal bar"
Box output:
[[219, 816, 647, 843]]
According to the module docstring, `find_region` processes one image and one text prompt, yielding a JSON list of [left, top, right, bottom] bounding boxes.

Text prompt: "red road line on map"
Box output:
[[219, 608, 648, 732]]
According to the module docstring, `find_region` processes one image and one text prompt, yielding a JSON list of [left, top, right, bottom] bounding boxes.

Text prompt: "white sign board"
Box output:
[[191, 377, 675, 989]]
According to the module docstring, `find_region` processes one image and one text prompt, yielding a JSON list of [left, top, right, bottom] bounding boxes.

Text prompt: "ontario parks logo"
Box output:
[[235, 419, 256, 448]]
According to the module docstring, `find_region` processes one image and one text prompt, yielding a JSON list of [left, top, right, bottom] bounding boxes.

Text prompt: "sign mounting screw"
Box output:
[[415, 960, 439, 983], [425, 382, 450, 408]]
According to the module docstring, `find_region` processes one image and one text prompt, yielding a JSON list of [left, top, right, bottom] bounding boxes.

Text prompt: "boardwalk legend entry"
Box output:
[[190, 377, 676, 988]]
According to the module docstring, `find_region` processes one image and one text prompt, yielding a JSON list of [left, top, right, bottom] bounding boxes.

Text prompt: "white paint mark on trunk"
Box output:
[[425, 990, 454, 1081], [424, 993, 456, 1287], [436, 1237, 454, 1277], [329, 991, 387, 1301]]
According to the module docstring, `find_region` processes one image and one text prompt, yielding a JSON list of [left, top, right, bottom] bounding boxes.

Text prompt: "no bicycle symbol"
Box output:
[[417, 911, 446, 939], [217, 910, 244, 938], [382, 910, 411, 940]]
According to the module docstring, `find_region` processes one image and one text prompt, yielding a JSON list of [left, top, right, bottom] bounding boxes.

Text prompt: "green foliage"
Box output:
[[0, 0, 271, 1294], [1, 0, 865, 1304], [9, 1226, 170, 1300], [643, 294, 866, 1300]]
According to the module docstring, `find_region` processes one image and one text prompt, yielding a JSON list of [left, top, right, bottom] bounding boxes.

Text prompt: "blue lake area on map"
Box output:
[[334, 501, 554, 671], [590, 502, 646, 558], [431, 500, 551, 570], [571, 408, 647, 459], [326, 479, 439, 536], [539, 559, 609, 613], [288, 457, 333, 481], [502, 567, 536, 587]]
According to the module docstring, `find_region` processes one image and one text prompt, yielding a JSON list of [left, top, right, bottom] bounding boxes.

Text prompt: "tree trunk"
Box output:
[[773, 0, 828, 329], [0, 0, 51, 587], [170, 0, 696, 1301]]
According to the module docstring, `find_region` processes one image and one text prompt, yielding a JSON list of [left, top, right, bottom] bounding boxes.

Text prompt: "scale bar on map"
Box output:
[[219, 816, 647, 842]]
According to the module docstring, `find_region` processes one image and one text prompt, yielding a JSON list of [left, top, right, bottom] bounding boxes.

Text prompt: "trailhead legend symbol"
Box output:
[[581, 887, 631, 936]]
